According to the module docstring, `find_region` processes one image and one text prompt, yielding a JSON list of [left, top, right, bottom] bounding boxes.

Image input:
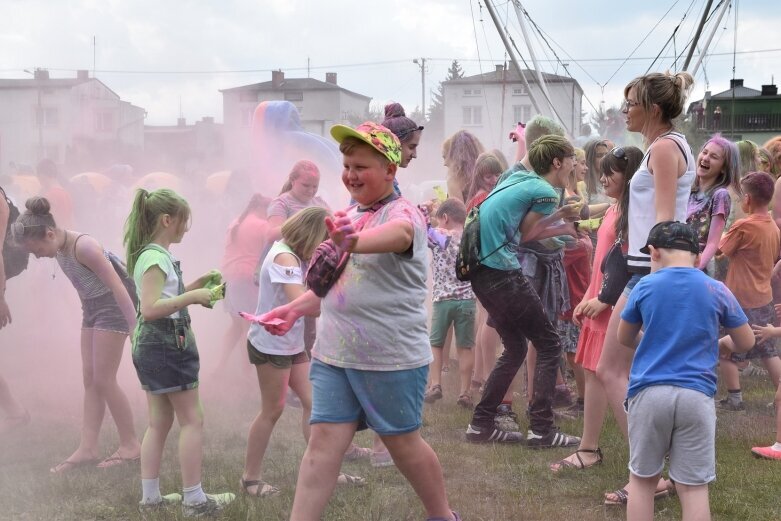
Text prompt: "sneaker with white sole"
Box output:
[[465, 424, 524, 443], [370, 450, 395, 468], [524, 428, 580, 449], [182, 492, 235, 518], [139, 493, 182, 514]]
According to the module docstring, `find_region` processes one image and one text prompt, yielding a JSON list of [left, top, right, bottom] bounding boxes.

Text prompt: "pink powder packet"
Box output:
[[238, 311, 286, 327]]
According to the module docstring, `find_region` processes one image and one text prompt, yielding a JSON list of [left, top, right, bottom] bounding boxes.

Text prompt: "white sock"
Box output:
[[141, 477, 161, 504], [771, 442, 781, 451], [183, 483, 207, 505]]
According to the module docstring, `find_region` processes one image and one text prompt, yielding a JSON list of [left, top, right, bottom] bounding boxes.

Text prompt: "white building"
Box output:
[[0, 69, 145, 171], [443, 64, 583, 155], [220, 71, 371, 168]]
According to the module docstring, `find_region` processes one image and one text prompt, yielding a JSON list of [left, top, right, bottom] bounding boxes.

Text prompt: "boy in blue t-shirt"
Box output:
[[618, 221, 754, 521]]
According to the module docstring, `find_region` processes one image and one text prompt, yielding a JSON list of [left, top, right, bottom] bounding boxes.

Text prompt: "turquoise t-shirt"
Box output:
[[479, 171, 559, 271]]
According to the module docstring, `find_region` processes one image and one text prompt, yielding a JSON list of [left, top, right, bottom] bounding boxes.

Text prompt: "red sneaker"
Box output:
[[751, 446, 781, 460]]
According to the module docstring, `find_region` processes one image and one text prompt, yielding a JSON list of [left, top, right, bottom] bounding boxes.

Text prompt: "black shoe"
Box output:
[[524, 428, 580, 449], [466, 424, 524, 443]]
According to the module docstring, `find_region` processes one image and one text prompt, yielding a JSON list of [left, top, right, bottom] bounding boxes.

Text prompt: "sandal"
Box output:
[[97, 450, 141, 469], [424, 384, 443, 403], [603, 482, 672, 506], [50, 458, 100, 474], [457, 394, 474, 409], [336, 473, 366, 487], [240, 477, 280, 498], [550, 448, 603, 473]]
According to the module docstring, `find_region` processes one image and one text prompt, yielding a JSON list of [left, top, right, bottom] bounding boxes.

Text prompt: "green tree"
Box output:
[[427, 60, 464, 140]]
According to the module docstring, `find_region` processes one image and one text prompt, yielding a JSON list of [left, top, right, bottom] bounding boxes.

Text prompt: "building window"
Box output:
[[95, 110, 114, 132], [239, 91, 257, 102], [513, 105, 532, 124], [34, 107, 58, 127], [512, 86, 528, 96], [462, 106, 483, 125], [463, 88, 481, 97], [284, 91, 304, 102]]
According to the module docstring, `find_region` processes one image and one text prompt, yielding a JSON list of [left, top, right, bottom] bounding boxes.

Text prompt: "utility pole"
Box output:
[[413, 58, 426, 116], [683, 0, 713, 71], [512, 1, 556, 122]]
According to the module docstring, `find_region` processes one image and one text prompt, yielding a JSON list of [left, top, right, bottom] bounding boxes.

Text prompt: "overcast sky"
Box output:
[[2, 0, 778, 126]]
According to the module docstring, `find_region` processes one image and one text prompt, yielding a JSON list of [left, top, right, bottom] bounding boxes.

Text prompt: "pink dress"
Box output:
[[574, 205, 618, 372]]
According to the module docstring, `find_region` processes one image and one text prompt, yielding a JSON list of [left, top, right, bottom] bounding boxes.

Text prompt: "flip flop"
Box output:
[[96, 451, 141, 468], [50, 458, 100, 474]]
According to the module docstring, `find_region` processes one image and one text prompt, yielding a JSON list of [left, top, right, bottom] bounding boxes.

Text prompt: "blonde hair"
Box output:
[[467, 152, 504, 201], [623, 71, 694, 129], [279, 160, 320, 195], [528, 135, 574, 175], [123, 188, 191, 273], [281, 206, 329, 261]]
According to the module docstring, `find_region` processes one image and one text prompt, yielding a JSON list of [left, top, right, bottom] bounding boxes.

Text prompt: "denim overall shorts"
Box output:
[[131, 247, 200, 394]]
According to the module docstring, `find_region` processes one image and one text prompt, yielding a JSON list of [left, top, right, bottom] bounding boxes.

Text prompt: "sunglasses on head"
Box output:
[[611, 147, 628, 161]]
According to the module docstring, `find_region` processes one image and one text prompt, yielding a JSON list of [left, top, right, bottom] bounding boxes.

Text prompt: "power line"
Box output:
[[2, 47, 778, 76]]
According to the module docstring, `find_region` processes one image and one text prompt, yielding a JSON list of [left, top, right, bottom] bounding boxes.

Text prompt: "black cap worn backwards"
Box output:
[[639, 221, 699, 255]]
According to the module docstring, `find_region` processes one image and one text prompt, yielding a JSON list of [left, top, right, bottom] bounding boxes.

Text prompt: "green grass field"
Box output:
[[1, 365, 781, 521]]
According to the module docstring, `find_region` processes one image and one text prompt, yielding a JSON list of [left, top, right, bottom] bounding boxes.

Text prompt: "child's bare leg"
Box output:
[[441, 327, 454, 372], [242, 364, 290, 490], [93, 331, 140, 459], [551, 370, 606, 471], [626, 473, 659, 521], [676, 482, 711, 521], [140, 393, 175, 480], [566, 352, 586, 400], [429, 347, 444, 388], [595, 293, 633, 439], [719, 358, 742, 392], [289, 362, 312, 442], [762, 355, 781, 389], [168, 389, 204, 488], [457, 347, 474, 396], [289, 422, 357, 520], [381, 430, 453, 519]]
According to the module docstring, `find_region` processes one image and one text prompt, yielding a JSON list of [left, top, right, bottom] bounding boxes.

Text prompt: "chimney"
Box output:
[[177, 117, 186, 127], [761, 84, 778, 96], [33, 68, 49, 80], [272, 70, 284, 88], [325, 72, 337, 85], [495, 64, 504, 73], [76, 70, 89, 80], [729, 78, 744, 89]]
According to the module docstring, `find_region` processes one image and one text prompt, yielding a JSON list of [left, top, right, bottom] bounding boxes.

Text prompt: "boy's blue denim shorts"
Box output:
[[132, 318, 200, 395], [309, 358, 427, 436]]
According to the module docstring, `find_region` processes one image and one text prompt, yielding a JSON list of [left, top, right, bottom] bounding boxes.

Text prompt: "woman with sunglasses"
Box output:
[[551, 146, 643, 474], [597, 71, 696, 507]]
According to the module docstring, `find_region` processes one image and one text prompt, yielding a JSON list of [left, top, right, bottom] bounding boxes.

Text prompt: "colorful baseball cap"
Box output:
[[330, 122, 402, 166], [640, 221, 699, 255]]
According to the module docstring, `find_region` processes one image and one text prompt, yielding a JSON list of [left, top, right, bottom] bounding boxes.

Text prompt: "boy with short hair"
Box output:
[[465, 134, 581, 447], [424, 198, 476, 408], [259, 122, 459, 521], [618, 221, 754, 521], [717, 171, 781, 411]]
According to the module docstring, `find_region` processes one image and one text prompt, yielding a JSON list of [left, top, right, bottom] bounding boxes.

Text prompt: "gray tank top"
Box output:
[[56, 234, 112, 301]]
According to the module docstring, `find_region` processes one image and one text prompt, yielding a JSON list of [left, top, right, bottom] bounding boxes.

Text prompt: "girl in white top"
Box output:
[[241, 206, 363, 496], [596, 71, 696, 508]]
